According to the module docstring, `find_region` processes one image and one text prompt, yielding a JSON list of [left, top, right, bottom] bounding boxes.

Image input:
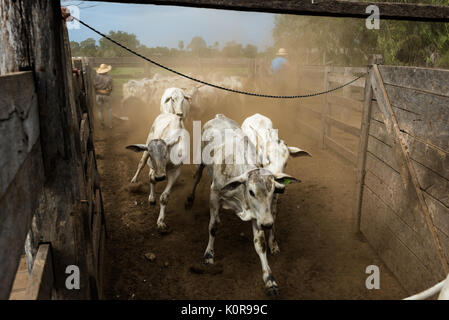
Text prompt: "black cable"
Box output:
[[73, 17, 367, 99]]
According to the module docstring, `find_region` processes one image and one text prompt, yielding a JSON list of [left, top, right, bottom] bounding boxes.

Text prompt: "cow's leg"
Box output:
[[185, 163, 204, 209], [268, 194, 280, 255], [252, 220, 279, 296], [131, 151, 149, 183], [204, 189, 220, 264], [156, 166, 181, 231], [148, 171, 156, 205]]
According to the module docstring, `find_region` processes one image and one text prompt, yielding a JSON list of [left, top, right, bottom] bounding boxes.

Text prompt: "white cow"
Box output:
[[185, 114, 299, 296], [160, 87, 191, 120], [127, 113, 188, 232], [241, 113, 311, 254]]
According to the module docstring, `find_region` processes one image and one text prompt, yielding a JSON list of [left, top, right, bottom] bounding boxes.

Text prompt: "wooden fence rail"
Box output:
[[295, 65, 367, 165], [355, 64, 449, 294], [0, 1, 105, 299]]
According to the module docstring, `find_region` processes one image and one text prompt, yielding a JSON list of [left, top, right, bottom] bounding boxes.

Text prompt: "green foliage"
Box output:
[[272, 0, 449, 68], [98, 31, 140, 57]]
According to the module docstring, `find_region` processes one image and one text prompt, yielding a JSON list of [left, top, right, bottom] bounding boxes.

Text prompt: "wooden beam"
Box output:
[[353, 68, 373, 233], [371, 64, 449, 274], [84, 0, 449, 22], [25, 244, 54, 300], [0, 71, 44, 300]]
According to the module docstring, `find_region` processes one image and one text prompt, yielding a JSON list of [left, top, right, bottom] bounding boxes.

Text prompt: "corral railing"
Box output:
[[295, 65, 367, 165], [0, 1, 105, 299], [354, 63, 449, 295], [85, 56, 256, 78]]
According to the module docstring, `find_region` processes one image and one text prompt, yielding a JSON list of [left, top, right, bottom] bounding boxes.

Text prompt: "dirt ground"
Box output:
[[95, 92, 407, 300]]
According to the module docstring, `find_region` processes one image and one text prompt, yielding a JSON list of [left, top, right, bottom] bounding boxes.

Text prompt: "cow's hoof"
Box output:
[[203, 252, 214, 264], [185, 196, 194, 210], [267, 286, 280, 297], [270, 242, 280, 255], [157, 224, 171, 235]]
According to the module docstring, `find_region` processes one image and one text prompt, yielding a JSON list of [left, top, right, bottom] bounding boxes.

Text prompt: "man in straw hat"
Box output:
[[94, 64, 114, 128]]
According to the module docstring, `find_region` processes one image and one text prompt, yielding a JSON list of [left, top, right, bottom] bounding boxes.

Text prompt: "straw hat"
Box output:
[[96, 64, 112, 74], [276, 48, 288, 56]]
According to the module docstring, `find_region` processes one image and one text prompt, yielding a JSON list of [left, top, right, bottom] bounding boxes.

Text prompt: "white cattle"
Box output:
[[160, 87, 191, 120], [241, 113, 311, 254], [121, 78, 154, 108], [127, 113, 188, 232], [185, 114, 299, 296]]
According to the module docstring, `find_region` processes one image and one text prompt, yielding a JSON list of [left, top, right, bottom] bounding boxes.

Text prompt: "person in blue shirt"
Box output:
[[271, 48, 289, 78]]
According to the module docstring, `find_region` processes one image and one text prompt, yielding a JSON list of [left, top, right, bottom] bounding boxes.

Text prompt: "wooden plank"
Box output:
[[329, 94, 363, 113], [371, 64, 449, 274], [324, 135, 357, 165], [326, 116, 361, 137], [84, 0, 449, 22], [369, 117, 449, 182], [353, 69, 373, 232], [25, 244, 53, 300], [297, 120, 322, 142], [360, 187, 442, 294], [384, 84, 449, 151], [379, 65, 449, 97], [425, 193, 449, 241], [0, 140, 44, 299], [363, 171, 446, 275], [322, 66, 330, 148], [0, 72, 40, 197], [328, 72, 365, 88]]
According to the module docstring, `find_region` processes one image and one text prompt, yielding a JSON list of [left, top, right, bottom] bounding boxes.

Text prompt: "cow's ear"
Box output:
[[126, 144, 148, 153], [184, 94, 192, 102], [274, 173, 301, 186], [221, 174, 247, 193], [274, 181, 285, 194], [288, 146, 312, 157]]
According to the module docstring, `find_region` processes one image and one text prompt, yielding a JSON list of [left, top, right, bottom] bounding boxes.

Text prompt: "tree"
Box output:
[[79, 38, 98, 57], [178, 40, 184, 51], [243, 44, 258, 58], [222, 41, 243, 58], [187, 36, 207, 56], [70, 41, 81, 56], [272, 0, 449, 68], [98, 31, 140, 57]]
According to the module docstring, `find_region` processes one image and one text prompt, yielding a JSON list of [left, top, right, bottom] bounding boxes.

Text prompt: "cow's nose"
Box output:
[[261, 223, 273, 230], [155, 175, 166, 182]]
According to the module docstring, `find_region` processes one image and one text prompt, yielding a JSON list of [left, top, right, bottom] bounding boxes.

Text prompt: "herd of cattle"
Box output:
[[123, 76, 311, 296]]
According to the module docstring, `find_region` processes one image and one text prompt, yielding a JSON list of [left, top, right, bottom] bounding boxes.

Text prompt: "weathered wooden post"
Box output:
[[0, 0, 94, 299], [321, 66, 330, 148], [353, 54, 382, 235]]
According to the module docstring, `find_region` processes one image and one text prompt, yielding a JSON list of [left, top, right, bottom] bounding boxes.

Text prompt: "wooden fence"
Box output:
[[0, 1, 105, 300], [354, 64, 449, 294], [295, 65, 367, 165], [85, 56, 256, 78]]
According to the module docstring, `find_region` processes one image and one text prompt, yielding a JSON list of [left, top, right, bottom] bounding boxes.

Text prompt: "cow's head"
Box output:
[[260, 129, 311, 174], [220, 168, 300, 230], [126, 136, 180, 182], [163, 88, 191, 118]]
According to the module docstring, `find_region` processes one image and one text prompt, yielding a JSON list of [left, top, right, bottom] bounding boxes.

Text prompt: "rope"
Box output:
[[73, 17, 367, 99]]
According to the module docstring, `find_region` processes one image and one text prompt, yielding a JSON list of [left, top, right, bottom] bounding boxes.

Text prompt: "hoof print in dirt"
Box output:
[[267, 286, 280, 298], [144, 252, 156, 262], [189, 262, 223, 275], [124, 182, 146, 194]]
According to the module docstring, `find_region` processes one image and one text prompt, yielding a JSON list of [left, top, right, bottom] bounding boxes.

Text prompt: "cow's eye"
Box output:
[[249, 190, 255, 197]]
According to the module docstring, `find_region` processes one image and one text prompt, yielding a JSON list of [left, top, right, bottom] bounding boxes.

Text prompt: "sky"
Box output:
[[64, 1, 276, 50]]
